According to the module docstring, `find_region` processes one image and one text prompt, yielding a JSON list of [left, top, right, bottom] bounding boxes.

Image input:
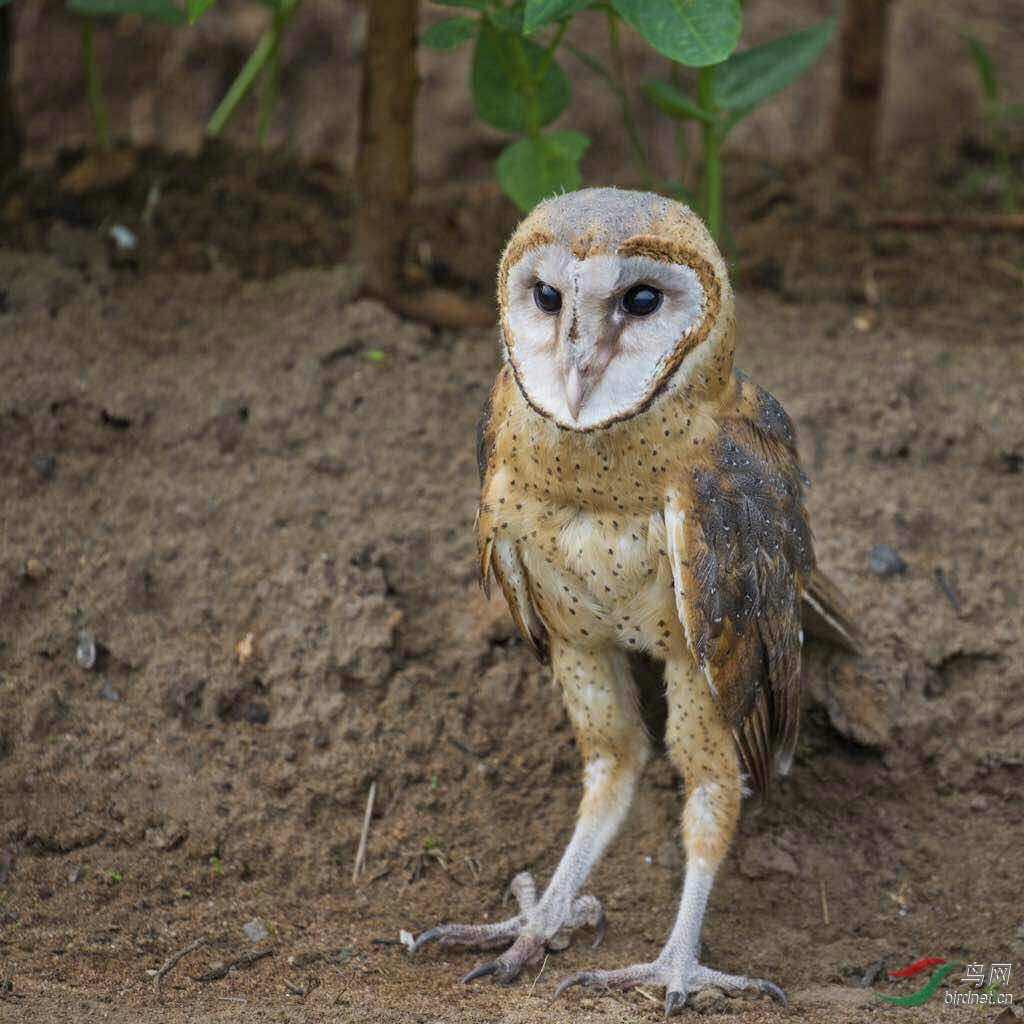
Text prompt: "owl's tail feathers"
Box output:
[[801, 569, 863, 656]]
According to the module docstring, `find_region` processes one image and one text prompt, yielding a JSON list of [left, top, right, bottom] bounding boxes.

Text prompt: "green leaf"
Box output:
[[187, 0, 216, 22], [610, 0, 740, 68], [960, 32, 999, 104], [472, 22, 571, 132], [497, 131, 589, 211], [643, 79, 715, 123], [487, 2, 524, 34], [433, 0, 486, 7], [0, 0, 13, 7], [523, 0, 591, 34], [423, 15, 477, 49], [714, 20, 834, 129], [69, 0, 186, 22]]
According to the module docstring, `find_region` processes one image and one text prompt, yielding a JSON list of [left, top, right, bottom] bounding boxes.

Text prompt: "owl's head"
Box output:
[[497, 188, 735, 431]]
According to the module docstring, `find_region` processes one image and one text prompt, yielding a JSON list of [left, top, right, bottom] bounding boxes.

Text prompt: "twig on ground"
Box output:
[[352, 779, 377, 884], [528, 954, 550, 997], [154, 936, 206, 991], [193, 949, 273, 982], [934, 568, 962, 614], [285, 975, 321, 998], [866, 212, 1024, 233], [819, 879, 830, 926]]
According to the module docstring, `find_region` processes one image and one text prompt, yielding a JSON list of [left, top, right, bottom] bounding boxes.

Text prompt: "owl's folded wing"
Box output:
[[665, 381, 822, 794], [476, 369, 550, 661]]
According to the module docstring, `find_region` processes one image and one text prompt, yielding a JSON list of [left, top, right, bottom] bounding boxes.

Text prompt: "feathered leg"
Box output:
[[555, 655, 786, 1014], [411, 642, 649, 983]]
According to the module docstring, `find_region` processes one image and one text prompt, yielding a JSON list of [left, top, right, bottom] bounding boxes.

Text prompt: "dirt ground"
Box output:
[[1, 136, 1023, 1024]]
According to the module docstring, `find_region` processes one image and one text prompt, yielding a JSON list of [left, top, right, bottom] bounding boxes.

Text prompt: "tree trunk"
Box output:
[[355, 0, 418, 299], [0, 5, 21, 176], [833, 0, 891, 169]]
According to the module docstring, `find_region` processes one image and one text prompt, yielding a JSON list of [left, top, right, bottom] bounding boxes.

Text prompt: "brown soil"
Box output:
[[1, 150, 1023, 1024]]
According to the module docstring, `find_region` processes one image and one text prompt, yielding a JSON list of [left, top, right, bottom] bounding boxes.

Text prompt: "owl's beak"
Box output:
[[565, 363, 586, 421], [563, 339, 615, 421]]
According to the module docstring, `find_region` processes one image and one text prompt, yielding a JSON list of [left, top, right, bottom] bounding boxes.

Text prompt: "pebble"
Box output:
[[76, 629, 98, 670], [21, 558, 47, 581], [243, 918, 270, 943], [98, 680, 121, 702], [869, 544, 907, 577]]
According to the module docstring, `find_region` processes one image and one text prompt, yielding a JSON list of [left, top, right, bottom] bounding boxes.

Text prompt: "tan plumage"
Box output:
[[414, 188, 859, 1011]]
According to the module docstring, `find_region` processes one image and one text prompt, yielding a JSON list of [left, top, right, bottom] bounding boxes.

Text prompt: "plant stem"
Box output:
[[565, 41, 651, 186], [697, 65, 720, 238], [509, 34, 541, 136], [207, 27, 276, 137], [81, 18, 110, 151], [606, 11, 651, 188], [669, 62, 689, 193]]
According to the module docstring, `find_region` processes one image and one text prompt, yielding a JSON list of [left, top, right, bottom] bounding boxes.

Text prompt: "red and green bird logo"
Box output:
[[872, 958, 960, 1006]]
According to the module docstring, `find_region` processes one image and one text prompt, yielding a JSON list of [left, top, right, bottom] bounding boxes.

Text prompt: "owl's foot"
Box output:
[[409, 871, 606, 984], [554, 959, 787, 1016]]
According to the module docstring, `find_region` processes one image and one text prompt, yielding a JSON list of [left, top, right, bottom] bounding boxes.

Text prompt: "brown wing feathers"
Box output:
[[676, 380, 814, 793]]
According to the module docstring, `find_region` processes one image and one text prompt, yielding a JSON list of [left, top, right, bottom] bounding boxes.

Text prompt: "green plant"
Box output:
[[200, 0, 301, 142], [644, 20, 834, 238], [423, 0, 833, 238], [961, 32, 1021, 213], [424, 0, 587, 213], [64, 0, 185, 149], [48, 0, 299, 149]]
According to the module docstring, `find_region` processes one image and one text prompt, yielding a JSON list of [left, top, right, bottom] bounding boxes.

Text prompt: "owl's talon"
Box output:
[[461, 961, 500, 984], [406, 879, 606, 982], [756, 978, 788, 1006], [410, 927, 444, 954], [553, 959, 784, 1010], [553, 972, 593, 999], [664, 989, 686, 1017]]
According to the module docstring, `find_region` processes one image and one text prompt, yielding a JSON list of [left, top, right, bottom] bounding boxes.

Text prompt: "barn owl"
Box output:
[[410, 188, 859, 1014]]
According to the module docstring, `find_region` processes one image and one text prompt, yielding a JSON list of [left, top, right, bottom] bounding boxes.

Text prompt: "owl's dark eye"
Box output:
[[533, 281, 562, 314], [622, 284, 662, 316]]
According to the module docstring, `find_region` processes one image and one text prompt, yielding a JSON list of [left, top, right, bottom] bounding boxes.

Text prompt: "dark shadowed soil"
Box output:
[[1, 151, 1022, 1024]]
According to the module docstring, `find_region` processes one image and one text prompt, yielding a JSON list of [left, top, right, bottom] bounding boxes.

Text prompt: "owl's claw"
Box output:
[[553, 959, 786, 1013], [553, 971, 598, 999], [408, 872, 606, 984], [461, 961, 501, 984], [409, 927, 445, 954], [664, 989, 686, 1016], [757, 978, 789, 1006]]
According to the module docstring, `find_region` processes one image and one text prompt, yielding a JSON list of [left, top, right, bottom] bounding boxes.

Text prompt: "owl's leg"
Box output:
[[411, 642, 649, 983], [554, 656, 786, 1015]]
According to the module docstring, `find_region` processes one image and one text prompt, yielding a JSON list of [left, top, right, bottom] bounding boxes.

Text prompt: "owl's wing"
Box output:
[[476, 368, 549, 661], [665, 377, 840, 793]]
